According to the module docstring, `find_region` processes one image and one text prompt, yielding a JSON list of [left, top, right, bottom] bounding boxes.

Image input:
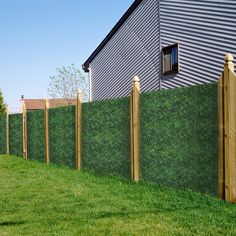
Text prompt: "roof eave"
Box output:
[[82, 0, 143, 72]]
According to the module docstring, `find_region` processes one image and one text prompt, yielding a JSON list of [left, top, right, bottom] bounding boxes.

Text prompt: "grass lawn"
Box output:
[[0, 155, 236, 235]]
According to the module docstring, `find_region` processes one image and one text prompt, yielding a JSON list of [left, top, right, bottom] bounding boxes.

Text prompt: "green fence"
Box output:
[[48, 106, 76, 168], [0, 83, 219, 195], [82, 98, 130, 178], [0, 115, 7, 154], [9, 114, 23, 157], [140, 83, 218, 195], [27, 110, 45, 162]]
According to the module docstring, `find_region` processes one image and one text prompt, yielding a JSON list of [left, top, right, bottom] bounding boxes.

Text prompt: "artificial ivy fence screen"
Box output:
[[48, 106, 76, 168], [140, 83, 218, 195], [82, 97, 130, 178], [27, 110, 45, 162], [0, 114, 7, 154], [0, 83, 218, 196], [9, 113, 23, 157]]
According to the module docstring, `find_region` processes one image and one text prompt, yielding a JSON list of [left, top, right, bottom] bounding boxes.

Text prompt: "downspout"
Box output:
[[159, 0, 162, 90], [88, 67, 92, 102]]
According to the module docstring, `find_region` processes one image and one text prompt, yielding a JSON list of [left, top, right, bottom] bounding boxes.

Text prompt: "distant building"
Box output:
[[22, 99, 76, 112], [83, 0, 236, 101]]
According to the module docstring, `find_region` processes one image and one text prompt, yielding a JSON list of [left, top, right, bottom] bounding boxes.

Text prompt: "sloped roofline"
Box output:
[[82, 0, 143, 72]]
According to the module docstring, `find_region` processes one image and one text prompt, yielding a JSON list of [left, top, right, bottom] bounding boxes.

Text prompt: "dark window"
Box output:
[[162, 44, 179, 75]]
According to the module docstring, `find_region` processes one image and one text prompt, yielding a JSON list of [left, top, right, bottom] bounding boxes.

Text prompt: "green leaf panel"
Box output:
[[140, 83, 218, 195], [9, 114, 23, 157], [82, 97, 130, 178], [48, 106, 76, 168], [0, 115, 7, 154], [27, 110, 45, 162]]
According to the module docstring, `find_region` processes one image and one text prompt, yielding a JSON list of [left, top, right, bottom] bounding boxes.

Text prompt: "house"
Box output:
[[82, 0, 236, 101], [22, 99, 76, 112]]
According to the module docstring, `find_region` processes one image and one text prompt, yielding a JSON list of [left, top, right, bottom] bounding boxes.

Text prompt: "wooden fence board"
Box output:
[[22, 101, 27, 159], [45, 99, 49, 164], [218, 53, 236, 203], [75, 90, 82, 170], [130, 76, 140, 181]]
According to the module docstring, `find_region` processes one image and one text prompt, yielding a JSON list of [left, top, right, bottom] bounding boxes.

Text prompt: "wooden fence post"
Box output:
[[22, 100, 27, 159], [75, 90, 82, 170], [44, 99, 49, 164], [224, 53, 236, 203], [130, 76, 140, 182], [6, 106, 9, 155], [218, 53, 236, 203]]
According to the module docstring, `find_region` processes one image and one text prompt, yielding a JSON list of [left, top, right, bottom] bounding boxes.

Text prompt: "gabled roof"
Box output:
[[82, 0, 143, 72], [23, 99, 77, 110]]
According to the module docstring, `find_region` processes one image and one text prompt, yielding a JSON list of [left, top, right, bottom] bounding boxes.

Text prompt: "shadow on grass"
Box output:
[[0, 221, 26, 227], [94, 208, 187, 219]]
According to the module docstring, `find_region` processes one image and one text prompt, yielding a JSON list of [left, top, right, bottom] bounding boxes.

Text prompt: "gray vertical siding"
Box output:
[[89, 0, 236, 99], [90, 0, 160, 100], [160, 0, 236, 89]]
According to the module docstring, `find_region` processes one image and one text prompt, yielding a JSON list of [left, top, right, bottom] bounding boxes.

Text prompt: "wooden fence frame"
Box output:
[[130, 76, 140, 181], [22, 100, 28, 159], [3, 54, 236, 203], [75, 90, 82, 170], [44, 99, 50, 164], [6, 107, 9, 155], [218, 53, 236, 203]]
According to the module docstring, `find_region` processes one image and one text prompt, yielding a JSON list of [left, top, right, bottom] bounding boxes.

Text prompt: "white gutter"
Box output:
[[89, 67, 92, 102]]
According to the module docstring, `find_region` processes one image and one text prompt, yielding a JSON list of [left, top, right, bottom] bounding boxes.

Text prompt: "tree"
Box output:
[[0, 90, 7, 115], [48, 64, 89, 103]]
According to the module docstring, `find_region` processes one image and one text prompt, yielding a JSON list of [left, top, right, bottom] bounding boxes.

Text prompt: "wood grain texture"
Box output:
[[22, 101, 28, 159], [130, 76, 140, 181], [221, 53, 236, 203], [75, 91, 82, 170], [44, 99, 49, 164], [130, 92, 134, 180], [227, 69, 236, 203], [6, 107, 9, 155]]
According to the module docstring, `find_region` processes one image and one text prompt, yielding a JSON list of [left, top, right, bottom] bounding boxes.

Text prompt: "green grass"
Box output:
[[0, 155, 236, 236]]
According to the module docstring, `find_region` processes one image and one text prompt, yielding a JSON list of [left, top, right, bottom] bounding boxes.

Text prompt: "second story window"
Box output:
[[162, 44, 179, 75]]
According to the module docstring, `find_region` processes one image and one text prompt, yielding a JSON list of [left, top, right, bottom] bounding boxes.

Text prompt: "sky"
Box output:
[[0, 0, 133, 113]]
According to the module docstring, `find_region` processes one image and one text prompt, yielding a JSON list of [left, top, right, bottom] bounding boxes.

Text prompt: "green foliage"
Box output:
[[9, 114, 23, 157], [0, 90, 7, 115], [1, 155, 236, 235], [27, 110, 45, 162], [0, 83, 219, 196], [48, 64, 89, 102], [48, 106, 76, 168], [82, 97, 130, 178], [0, 115, 6, 154], [140, 83, 218, 195]]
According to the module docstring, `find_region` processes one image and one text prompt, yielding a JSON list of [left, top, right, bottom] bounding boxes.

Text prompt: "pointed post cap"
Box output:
[[22, 100, 26, 111], [45, 98, 49, 108], [77, 89, 83, 102], [133, 76, 140, 83], [132, 75, 140, 92], [77, 89, 82, 95], [225, 53, 234, 63]]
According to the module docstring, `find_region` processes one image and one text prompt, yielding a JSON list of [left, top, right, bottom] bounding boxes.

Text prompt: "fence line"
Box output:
[[1, 54, 235, 203]]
